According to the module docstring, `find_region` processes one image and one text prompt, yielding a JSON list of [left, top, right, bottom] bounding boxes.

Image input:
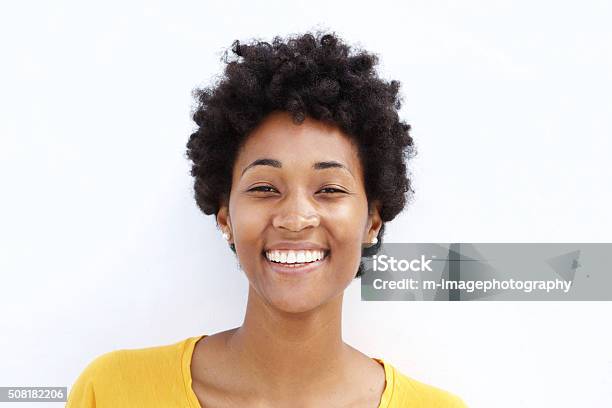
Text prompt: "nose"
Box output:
[[272, 188, 321, 232]]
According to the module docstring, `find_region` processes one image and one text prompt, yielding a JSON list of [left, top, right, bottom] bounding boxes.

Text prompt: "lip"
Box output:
[[262, 251, 329, 276]]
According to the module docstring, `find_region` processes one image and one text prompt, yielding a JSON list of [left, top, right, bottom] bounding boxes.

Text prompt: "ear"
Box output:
[[364, 200, 383, 242], [216, 204, 233, 242]]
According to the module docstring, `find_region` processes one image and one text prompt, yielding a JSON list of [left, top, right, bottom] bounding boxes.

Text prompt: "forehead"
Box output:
[[234, 111, 361, 174]]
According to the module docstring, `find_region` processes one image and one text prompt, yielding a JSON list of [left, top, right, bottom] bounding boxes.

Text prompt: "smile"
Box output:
[[262, 249, 330, 275]]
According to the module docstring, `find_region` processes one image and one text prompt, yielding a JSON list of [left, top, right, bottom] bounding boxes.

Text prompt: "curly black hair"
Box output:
[[186, 30, 415, 278]]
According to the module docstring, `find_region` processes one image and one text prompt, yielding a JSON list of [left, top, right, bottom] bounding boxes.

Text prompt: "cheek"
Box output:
[[324, 202, 369, 278], [229, 199, 268, 247], [324, 200, 368, 243]]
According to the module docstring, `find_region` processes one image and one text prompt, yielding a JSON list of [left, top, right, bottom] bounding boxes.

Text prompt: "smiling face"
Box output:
[[216, 111, 382, 313]]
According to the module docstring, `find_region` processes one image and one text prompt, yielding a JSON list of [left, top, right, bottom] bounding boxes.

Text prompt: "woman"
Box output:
[[67, 31, 467, 407]]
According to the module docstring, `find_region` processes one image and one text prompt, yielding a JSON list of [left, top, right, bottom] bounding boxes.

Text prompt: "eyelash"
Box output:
[[248, 186, 347, 194]]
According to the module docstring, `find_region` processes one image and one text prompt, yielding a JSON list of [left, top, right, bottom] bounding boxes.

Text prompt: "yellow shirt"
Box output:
[[66, 335, 467, 407]]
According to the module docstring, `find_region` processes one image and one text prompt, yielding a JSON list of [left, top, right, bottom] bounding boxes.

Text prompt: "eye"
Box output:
[[247, 185, 347, 194], [248, 185, 278, 193], [318, 187, 347, 194]]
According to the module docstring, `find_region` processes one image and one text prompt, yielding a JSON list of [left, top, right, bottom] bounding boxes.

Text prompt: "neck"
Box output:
[[226, 286, 351, 395]]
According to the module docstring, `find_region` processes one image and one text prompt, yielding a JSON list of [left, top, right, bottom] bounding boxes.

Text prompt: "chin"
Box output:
[[268, 296, 322, 314]]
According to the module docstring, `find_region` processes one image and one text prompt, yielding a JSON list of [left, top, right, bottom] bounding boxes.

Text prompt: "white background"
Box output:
[[1, 1, 611, 407]]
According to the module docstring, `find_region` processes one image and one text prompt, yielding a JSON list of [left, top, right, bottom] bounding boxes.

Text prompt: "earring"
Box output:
[[222, 232, 230, 240], [371, 236, 378, 245]]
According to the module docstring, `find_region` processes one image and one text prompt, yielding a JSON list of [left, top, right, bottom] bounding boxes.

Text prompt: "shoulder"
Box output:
[[385, 362, 468, 407], [73, 338, 187, 379], [66, 336, 199, 407]]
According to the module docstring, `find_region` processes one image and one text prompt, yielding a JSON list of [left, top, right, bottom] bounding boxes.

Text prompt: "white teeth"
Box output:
[[265, 249, 326, 264]]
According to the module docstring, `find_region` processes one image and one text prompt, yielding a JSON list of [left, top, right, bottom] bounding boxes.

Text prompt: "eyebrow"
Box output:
[[241, 158, 352, 177]]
